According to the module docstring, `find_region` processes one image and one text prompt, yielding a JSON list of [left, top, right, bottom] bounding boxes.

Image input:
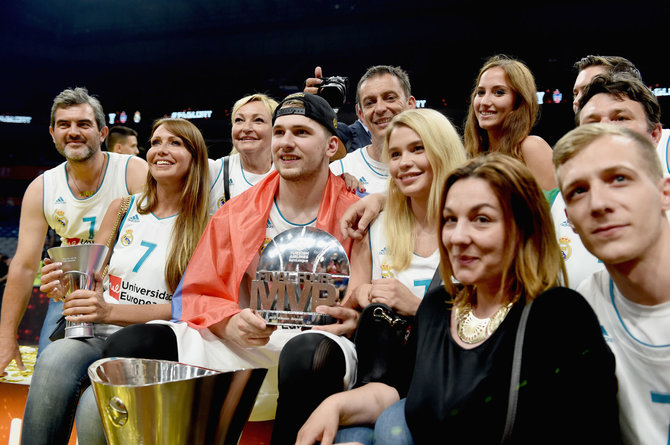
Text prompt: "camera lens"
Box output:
[[318, 76, 349, 108]]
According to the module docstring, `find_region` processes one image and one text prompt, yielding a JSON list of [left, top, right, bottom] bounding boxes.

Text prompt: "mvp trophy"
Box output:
[[250, 227, 349, 326], [47, 243, 108, 338]]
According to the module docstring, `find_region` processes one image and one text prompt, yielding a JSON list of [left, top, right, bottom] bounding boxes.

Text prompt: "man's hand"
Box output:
[[39, 258, 66, 301], [340, 193, 386, 240], [221, 308, 276, 347], [0, 335, 24, 377], [304, 66, 324, 94], [312, 305, 360, 337]]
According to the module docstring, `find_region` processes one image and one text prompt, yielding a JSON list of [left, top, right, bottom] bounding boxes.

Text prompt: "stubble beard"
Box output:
[[57, 141, 99, 163]]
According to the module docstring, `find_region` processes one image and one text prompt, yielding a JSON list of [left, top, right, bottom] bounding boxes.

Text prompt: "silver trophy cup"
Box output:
[[250, 227, 350, 327], [88, 358, 267, 445], [47, 243, 108, 338]]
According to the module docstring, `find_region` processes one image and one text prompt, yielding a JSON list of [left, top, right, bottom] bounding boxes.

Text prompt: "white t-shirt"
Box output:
[[208, 154, 274, 214], [329, 145, 389, 195], [577, 269, 670, 445]]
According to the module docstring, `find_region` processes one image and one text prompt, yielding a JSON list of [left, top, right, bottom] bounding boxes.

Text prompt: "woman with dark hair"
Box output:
[[27, 118, 210, 445], [463, 54, 557, 191], [296, 153, 621, 445]]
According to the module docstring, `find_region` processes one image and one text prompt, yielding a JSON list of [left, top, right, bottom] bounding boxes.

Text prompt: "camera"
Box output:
[[317, 76, 349, 109]]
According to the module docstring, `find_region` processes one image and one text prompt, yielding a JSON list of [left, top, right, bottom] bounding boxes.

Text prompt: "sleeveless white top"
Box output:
[[43, 152, 131, 246], [208, 154, 274, 214]]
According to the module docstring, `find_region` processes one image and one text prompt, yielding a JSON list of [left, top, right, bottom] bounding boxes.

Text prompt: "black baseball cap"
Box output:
[[273, 93, 346, 160]]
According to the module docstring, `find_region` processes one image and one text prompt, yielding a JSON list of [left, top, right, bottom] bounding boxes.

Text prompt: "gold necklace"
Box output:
[[456, 302, 513, 344], [71, 153, 105, 198]]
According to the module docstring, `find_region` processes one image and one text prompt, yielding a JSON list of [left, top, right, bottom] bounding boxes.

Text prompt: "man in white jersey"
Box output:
[[551, 72, 669, 289], [0, 87, 147, 375], [306, 65, 416, 195], [553, 123, 670, 445]]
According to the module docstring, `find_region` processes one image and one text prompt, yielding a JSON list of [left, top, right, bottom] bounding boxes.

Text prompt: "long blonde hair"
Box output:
[[464, 55, 539, 161], [138, 118, 210, 292], [439, 153, 566, 308], [382, 109, 467, 271]]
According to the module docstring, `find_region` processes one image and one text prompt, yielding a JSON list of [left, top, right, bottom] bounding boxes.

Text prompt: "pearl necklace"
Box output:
[[455, 302, 513, 344]]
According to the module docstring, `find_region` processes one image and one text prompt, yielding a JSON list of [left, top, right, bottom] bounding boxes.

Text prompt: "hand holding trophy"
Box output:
[[47, 244, 108, 338]]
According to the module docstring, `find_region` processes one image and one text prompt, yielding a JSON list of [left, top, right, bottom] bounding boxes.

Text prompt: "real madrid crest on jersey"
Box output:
[[217, 195, 226, 208], [381, 263, 395, 278], [559, 236, 572, 261], [54, 209, 68, 230], [121, 229, 134, 246]]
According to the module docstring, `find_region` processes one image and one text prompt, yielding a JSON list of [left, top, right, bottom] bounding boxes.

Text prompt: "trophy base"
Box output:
[[65, 322, 95, 338], [257, 310, 336, 327]]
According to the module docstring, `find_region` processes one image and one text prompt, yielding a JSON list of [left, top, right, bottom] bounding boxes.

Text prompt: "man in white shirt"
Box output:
[[553, 72, 668, 289], [553, 123, 670, 445], [307, 65, 416, 195]]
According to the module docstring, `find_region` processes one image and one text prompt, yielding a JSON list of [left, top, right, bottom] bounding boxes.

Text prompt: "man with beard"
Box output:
[[0, 87, 147, 375]]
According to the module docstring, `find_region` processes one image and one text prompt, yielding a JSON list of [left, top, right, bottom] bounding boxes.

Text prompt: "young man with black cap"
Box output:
[[101, 92, 361, 424]]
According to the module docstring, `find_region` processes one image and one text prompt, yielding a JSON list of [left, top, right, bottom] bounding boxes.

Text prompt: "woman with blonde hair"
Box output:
[[30, 118, 210, 445], [208, 93, 277, 213], [464, 54, 557, 191], [296, 153, 621, 445], [347, 108, 467, 314]]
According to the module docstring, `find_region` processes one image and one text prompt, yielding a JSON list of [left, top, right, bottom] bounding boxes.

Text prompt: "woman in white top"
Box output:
[[30, 118, 210, 445], [346, 108, 467, 315]]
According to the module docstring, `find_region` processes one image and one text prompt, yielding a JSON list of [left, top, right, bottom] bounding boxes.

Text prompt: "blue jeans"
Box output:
[[76, 386, 107, 445], [37, 299, 63, 356], [373, 399, 413, 444], [333, 399, 413, 445], [21, 336, 105, 445]]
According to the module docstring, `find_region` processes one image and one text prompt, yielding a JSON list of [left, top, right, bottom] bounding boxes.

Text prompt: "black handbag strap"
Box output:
[[223, 155, 231, 203], [501, 300, 533, 444], [427, 267, 442, 293]]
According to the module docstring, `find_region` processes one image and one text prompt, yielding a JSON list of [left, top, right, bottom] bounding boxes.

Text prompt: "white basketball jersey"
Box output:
[[208, 154, 274, 214], [329, 146, 389, 195], [369, 212, 439, 298], [43, 152, 131, 246], [104, 194, 174, 307], [578, 270, 670, 445]]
